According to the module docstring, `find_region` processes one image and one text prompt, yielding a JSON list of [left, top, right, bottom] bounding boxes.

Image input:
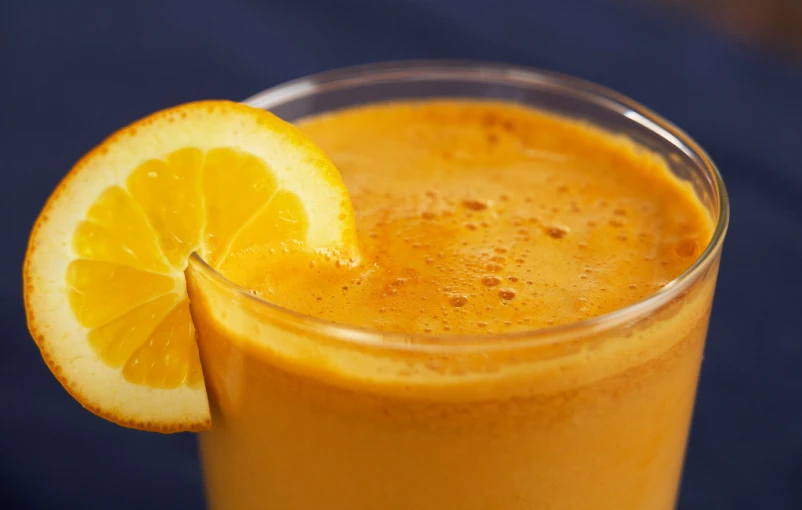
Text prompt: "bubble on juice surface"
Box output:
[[449, 295, 468, 307], [461, 199, 489, 211], [498, 289, 516, 300], [545, 225, 569, 239], [481, 275, 502, 287], [675, 238, 699, 258]]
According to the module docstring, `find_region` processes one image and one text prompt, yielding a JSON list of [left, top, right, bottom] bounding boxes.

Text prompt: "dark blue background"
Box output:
[[3, 1, 801, 508]]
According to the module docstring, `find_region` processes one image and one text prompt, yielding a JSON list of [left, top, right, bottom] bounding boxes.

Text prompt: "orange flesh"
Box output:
[[195, 100, 719, 510], [69, 146, 308, 388], [221, 100, 713, 333]]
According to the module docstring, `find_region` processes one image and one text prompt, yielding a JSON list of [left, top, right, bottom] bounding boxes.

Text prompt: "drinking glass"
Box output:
[[186, 61, 729, 510]]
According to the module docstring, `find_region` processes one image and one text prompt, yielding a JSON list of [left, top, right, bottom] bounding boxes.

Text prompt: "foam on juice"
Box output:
[[219, 100, 713, 335]]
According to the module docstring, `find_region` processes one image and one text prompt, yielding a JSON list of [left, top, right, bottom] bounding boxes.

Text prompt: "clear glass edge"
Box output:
[[187, 60, 730, 353]]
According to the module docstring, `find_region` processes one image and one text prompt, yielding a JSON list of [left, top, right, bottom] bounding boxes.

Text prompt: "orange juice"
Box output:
[[187, 100, 719, 510]]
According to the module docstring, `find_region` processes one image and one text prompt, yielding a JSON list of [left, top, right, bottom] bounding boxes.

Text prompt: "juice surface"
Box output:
[[194, 100, 718, 510], [219, 100, 713, 334]]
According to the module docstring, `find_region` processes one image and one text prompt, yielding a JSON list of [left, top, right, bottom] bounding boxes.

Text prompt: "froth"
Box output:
[[219, 100, 714, 336]]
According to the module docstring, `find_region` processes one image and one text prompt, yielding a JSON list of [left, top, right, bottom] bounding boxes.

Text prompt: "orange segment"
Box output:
[[201, 148, 279, 265], [66, 260, 175, 328], [222, 189, 309, 270], [88, 293, 179, 368], [122, 300, 202, 389], [126, 148, 205, 268], [23, 100, 358, 432], [73, 186, 172, 273]]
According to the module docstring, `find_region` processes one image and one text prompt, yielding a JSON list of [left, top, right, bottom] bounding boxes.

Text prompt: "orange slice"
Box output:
[[23, 101, 358, 433]]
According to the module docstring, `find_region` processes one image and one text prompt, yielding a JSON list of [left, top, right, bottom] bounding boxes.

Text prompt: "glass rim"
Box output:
[[188, 60, 730, 351]]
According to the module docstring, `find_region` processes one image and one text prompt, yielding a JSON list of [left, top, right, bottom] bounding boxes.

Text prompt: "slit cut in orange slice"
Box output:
[[23, 101, 358, 432]]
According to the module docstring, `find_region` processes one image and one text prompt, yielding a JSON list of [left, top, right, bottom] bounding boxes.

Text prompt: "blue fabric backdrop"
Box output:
[[3, 1, 801, 508]]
